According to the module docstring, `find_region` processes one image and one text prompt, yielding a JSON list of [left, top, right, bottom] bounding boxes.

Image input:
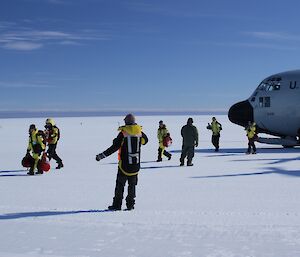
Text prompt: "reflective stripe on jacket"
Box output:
[[103, 124, 148, 176]]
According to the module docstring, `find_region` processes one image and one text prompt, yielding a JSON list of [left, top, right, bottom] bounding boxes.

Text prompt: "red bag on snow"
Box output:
[[39, 153, 51, 172], [21, 155, 34, 168], [163, 135, 173, 147]]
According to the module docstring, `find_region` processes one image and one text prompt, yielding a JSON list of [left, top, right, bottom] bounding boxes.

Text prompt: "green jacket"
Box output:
[[157, 125, 169, 145], [209, 120, 222, 136], [246, 124, 256, 139], [46, 126, 60, 145], [27, 129, 45, 154]]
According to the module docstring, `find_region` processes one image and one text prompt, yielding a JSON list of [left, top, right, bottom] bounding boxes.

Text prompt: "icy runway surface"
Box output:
[[1, 115, 300, 257]]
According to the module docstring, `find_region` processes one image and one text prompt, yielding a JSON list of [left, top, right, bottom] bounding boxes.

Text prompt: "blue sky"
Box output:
[[1, 0, 300, 113]]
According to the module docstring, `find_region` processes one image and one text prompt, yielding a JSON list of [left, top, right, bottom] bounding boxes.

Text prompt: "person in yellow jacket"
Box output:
[[245, 121, 257, 154], [44, 118, 63, 169], [26, 124, 45, 175], [96, 114, 148, 211], [207, 117, 222, 152], [157, 120, 172, 162]]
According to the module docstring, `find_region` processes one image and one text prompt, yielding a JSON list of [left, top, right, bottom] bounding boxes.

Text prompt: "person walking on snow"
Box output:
[[207, 117, 222, 152], [180, 118, 199, 166], [26, 124, 45, 175], [245, 121, 257, 154], [96, 114, 148, 211], [44, 118, 64, 169], [157, 120, 172, 162]]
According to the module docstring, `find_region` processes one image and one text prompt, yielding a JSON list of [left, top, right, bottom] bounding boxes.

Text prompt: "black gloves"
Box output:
[[96, 153, 106, 161]]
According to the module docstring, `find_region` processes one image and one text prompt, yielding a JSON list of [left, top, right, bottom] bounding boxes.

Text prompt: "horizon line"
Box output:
[[0, 110, 228, 119]]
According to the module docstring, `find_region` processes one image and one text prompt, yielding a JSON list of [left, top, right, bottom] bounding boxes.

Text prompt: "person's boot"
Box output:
[[108, 198, 122, 211], [126, 205, 135, 210], [164, 151, 172, 160], [246, 146, 251, 154], [27, 167, 34, 175], [180, 160, 184, 166], [126, 202, 135, 210], [56, 162, 64, 169], [108, 205, 121, 211], [36, 169, 43, 174], [187, 160, 193, 166], [126, 197, 135, 210]]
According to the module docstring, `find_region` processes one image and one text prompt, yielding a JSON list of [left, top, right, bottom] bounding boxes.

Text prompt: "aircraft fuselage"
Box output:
[[229, 70, 300, 143]]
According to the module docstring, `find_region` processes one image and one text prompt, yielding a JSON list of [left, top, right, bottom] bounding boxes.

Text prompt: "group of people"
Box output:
[[25, 118, 63, 175], [158, 117, 223, 166], [24, 114, 257, 211], [95, 114, 229, 211]]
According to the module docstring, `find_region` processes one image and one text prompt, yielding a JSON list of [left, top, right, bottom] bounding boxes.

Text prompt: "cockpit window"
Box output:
[[259, 96, 271, 108], [258, 77, 281, 91]]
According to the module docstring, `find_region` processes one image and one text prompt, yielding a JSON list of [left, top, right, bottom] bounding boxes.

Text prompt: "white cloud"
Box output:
[[0, 21, 112, 51], [3, 41, 43, 50], [0, 81, 53, 88], [246, 31, 300, 42], [0, 21, 16, 29], [213, 41, 296, 51], [59, 40, 81, 45]]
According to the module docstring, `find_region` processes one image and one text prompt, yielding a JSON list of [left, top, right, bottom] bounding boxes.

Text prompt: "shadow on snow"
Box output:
[[231, 156, 300, 165], [0, 209, 113, 220], [190, 167, 300, 179], [171, 147, 300, 156], [140, 165, 180, 170], [0, 170, 28, 177], [0, 169, 26, 173]]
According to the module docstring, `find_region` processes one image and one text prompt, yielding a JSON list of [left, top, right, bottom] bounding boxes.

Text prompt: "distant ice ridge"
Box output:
[[0, 110, 227, 119]]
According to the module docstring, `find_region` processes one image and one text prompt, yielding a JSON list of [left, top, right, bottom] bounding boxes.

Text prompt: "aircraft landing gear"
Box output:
[[282, 136, 297, 148]]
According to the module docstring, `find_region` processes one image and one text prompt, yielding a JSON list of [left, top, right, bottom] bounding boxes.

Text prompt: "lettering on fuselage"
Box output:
[[289, 81, 299, 89]]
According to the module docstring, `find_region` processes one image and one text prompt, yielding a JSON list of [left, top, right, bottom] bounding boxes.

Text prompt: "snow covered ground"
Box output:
[[1, 115, 300, 257]]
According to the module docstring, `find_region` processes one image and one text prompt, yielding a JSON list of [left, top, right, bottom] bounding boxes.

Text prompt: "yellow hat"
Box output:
[[45, 118, 55, 126]]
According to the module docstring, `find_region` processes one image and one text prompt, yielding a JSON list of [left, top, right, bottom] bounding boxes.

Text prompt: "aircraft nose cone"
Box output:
[[228, 100, 253, 127]]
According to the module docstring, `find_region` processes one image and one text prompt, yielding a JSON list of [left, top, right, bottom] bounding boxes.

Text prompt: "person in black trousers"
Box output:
[[96, 114, 148, 210], [44, 118, 64, 169]]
